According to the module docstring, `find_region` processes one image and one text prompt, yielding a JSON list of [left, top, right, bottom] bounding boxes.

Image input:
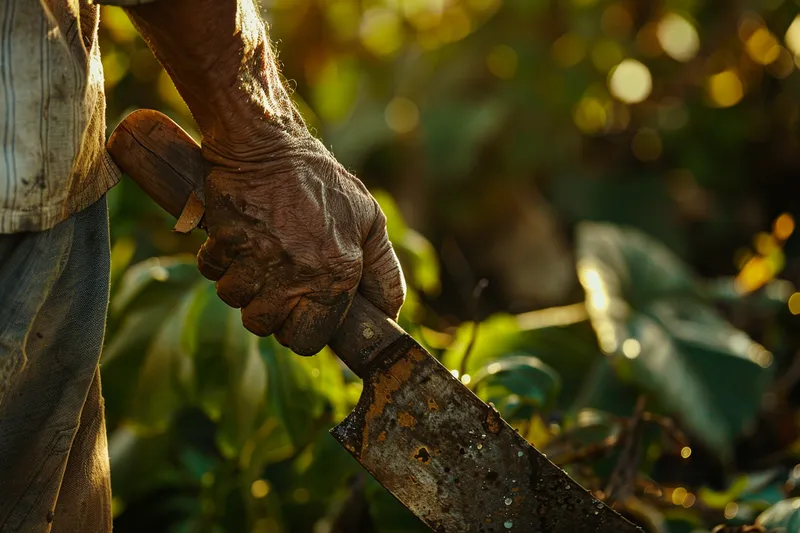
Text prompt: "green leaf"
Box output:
[[568, 356, 639, 418], [400, 228, 441, 295], [564, 408, 622, 445], [576, 222, 773, 457], [698, 476, 749, 509], [372, 189, 408, 242], [440, 314, 525, 373], [216, 307, 268, 457], [701, 277, 793, 311], [372, 189, 440, 295], [191, 283, 233, 420], [258, 338, 330, 451], [422, 97, 509, 180], [109, 236, 136, 292], [103, 257, 203, 428], [129, 288, 198, 430], [441, 316, 600, 413], [310, 54, 360, 123], [756, 498, 800, 532], [470, 354, 561, 418], [108, 425, 186, 503], [110, 256, 200, 318]]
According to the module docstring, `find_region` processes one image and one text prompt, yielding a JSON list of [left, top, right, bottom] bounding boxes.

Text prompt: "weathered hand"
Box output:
[[121, 0, 404, 354], [196, 133, 405, 356]]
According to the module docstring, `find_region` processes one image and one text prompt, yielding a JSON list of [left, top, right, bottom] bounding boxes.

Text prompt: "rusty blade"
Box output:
[[331, 337, 642, 533]]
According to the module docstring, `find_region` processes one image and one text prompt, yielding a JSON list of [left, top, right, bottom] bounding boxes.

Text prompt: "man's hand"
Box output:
[[198, 134, 405, 355], [122, 0, 405, 354]]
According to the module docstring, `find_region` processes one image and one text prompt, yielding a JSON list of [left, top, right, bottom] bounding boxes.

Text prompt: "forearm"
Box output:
[[122, 0, 308, 159]]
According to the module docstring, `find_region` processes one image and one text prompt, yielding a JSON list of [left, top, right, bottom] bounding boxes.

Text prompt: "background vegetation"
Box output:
[[98, 0, 800, 531]]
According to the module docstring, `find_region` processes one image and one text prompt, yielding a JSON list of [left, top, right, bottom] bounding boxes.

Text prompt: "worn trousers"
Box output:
[[0, 197, 112, 532]]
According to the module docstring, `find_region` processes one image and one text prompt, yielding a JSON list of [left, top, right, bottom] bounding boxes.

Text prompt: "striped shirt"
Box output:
[[0, 0, 126, 234]]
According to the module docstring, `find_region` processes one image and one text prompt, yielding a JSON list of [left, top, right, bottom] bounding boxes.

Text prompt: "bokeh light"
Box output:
[[487, 45, 519, 79], [671, 487, 688, 506], [774, 213, 795, 241], [622, 338, 641, 359], [385, 97, 420, 134], [251, 480, 271, 499], [657, 13, 700, 63], [608, 59, 652, 104], [785, 15, 800, 55], [552, 33, 586, 68], [360, 8, 404, 56], [768, 47, 795, 79], [724, 502, 739, 520], [789, 293, 800, 315], [573, 97, 609, 134], [745, 27, 781, 65], [707, 69, 743, 108]]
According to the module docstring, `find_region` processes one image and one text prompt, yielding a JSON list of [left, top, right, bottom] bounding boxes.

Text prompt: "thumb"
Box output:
[[359, 210, 406, 320]]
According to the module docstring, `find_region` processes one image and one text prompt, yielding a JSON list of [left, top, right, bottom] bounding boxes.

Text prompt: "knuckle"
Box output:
[[241, 309, 275, 337], [373, 205, 388, 228], [197, 252, 225, 281], [215, 278, 244, 308], [292, 340, 324, 357], [242, 319, 269, 337]]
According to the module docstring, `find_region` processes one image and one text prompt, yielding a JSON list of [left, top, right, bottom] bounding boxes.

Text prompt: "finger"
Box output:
[[215, 259, 266, 309], [274, 290, 353, 356], [359, 213, 406, 319], [196, 226, 248, 281], [240, 285, 300, 338]]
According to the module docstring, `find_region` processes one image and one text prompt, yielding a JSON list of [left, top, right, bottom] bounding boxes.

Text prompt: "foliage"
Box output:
[[98, 0, 800, 532]]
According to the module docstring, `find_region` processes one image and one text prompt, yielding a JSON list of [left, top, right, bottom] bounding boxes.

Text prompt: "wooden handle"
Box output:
[[107, 110, 404, 377]]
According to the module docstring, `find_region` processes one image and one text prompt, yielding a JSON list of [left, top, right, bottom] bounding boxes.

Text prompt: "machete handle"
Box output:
[[107, 109, 405, 376]]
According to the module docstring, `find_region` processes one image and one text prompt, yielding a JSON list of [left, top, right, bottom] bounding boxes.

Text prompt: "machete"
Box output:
[[107, 109, 642, 533]]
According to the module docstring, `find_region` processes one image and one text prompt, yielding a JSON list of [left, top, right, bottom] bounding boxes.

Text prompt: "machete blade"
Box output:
[[331, 336, 642, 533]]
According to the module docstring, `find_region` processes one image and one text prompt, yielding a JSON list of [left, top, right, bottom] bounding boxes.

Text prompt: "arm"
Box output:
[[120, 0, 304, 159], [115, 0, 406, 355]]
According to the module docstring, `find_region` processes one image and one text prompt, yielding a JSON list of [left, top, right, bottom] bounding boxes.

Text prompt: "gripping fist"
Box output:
[[197, 133, 405, 356]]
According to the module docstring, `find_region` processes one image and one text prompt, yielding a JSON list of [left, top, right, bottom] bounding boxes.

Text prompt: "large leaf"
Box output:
[[129, 287, 200, 430], [440, 315, 600, 412], [258, 338, 331, 451], [189, 283, 233, 421], [576, 222, 773, 458], [470, 354, 561, 419], [373, 189, 440, 296], [108, 426, 184, 503], [216, 307, 268, 457], [102, 257, 203, 426], [109, 256, 200, 319], [756, 498, 800, 532]]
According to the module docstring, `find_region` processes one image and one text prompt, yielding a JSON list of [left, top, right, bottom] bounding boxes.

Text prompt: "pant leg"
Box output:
[[0, 197, 111, 533], [50, 368, 111, 533]]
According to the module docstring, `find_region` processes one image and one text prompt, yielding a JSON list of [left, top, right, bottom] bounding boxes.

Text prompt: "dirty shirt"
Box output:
[[0, 0, 121, 234]]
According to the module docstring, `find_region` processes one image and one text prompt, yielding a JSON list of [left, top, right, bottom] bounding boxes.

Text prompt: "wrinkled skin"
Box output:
[[125, 0, 405, 355], [197, 134, 405, 355]]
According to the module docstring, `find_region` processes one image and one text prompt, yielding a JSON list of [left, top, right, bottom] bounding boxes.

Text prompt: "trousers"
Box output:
[[0, 197, 111, 532]]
